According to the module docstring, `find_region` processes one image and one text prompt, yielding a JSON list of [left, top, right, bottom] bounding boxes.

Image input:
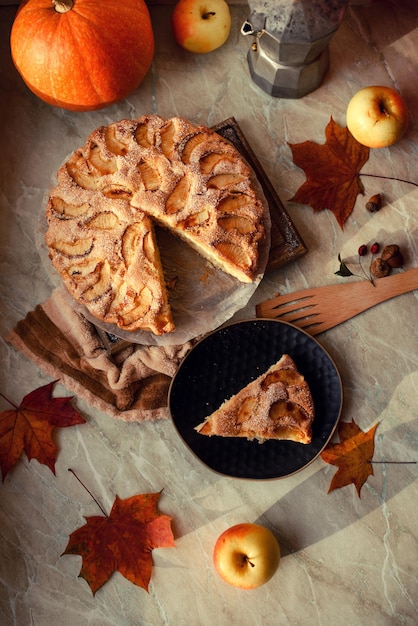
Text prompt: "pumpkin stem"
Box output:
[[52, 0, 74, 13]]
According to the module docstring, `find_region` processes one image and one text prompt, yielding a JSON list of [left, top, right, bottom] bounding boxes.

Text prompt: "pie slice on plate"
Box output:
[[195, 354, 314, 444]]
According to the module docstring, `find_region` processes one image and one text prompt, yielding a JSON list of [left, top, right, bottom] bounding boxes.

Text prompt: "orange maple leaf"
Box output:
[[0, 381, 85, 480], [62, 491, 175, 594], [289, 117, 370, 228], [321, 419, 378, 496]]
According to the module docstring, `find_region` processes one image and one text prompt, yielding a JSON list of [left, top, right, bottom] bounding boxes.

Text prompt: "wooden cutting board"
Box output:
[[212, 117, 307, 271]]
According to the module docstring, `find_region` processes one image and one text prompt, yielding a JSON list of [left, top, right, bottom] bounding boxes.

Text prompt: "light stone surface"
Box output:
[[0, 2, 417, 625]]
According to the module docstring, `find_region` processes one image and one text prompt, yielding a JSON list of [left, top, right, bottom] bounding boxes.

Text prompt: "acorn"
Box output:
[[366, 194, 382, 213], [370, 258, 391, 278], [381, 244, 404, 268]]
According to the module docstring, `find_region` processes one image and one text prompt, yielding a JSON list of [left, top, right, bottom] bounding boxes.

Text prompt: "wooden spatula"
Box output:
[[256, 267, 418, 335]]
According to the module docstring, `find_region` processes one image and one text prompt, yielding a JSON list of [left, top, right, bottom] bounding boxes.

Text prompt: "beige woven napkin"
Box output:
[[7, 288, 195, 422]]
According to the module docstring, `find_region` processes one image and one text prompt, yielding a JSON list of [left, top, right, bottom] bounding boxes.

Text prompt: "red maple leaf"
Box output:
[[62, 491, 175, 594], [321, 419, 378, 496], [289, 117, 370, 228], [0, 381, 85, 480]]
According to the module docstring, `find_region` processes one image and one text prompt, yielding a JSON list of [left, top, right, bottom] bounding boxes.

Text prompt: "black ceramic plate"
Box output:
[[169, 319, 343, 480]]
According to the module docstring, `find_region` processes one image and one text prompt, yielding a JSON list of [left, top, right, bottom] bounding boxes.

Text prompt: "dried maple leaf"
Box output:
[[321, 419, 378, 496], [62, 491, 175, 594], [0, 381, 85, 480], [289, 117, 370, 228]]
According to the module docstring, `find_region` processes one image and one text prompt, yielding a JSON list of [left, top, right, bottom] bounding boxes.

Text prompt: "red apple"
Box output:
[[213, 523, 280, 589], [346, 86, 408, 148], [172, 0, 231, 54]]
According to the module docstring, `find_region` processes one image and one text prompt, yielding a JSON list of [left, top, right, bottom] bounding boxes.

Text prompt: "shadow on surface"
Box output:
[[256, 417, 418, 557]]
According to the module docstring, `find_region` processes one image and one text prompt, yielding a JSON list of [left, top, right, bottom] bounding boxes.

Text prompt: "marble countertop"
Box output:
[[1, 2, 417, 625]]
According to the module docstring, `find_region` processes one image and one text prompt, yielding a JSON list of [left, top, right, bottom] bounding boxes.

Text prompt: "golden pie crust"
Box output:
[[195, 354, 314, 444], [45, 115, 266, 335]]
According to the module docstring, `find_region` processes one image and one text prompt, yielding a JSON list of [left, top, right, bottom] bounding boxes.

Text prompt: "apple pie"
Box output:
[[195, 354, 314, 444], [45, 115, 266, 335]]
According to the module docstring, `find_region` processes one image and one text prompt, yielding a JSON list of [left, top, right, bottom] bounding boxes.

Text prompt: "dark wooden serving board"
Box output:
[[212, 117, 307, 271]]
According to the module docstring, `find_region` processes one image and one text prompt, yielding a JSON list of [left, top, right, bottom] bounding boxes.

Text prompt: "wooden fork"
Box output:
[[256, 267, 418, 335]]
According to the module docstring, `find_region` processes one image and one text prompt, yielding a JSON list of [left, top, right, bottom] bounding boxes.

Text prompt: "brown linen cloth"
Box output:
[[7, 288, 195, 422]]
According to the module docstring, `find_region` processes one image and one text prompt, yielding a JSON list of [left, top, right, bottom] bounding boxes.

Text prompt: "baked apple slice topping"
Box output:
[[50, 237, 94, 258], [48, 196, 90, 219]]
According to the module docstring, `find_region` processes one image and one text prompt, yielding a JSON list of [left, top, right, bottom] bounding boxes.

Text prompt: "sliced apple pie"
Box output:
[[195, 354, 314, 444], [45, 115, 266, 335]]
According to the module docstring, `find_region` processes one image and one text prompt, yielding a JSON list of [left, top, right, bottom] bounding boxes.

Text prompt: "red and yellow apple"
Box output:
[[172, 0, 231, 54], [213, 523, 280, 589], [346, 85, 408, 148]]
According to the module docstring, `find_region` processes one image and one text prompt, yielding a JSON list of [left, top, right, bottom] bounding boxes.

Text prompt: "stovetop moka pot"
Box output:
[[241, 0, 349, 98]]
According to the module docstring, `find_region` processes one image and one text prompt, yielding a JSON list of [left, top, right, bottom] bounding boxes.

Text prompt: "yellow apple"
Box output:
[[172, 0, 231, 54], [346, 85, 408, 148], [213, 523, 280, 589]]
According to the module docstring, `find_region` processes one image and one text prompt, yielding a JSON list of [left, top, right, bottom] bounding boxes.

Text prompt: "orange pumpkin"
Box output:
[[10, 0, 155, 111]]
